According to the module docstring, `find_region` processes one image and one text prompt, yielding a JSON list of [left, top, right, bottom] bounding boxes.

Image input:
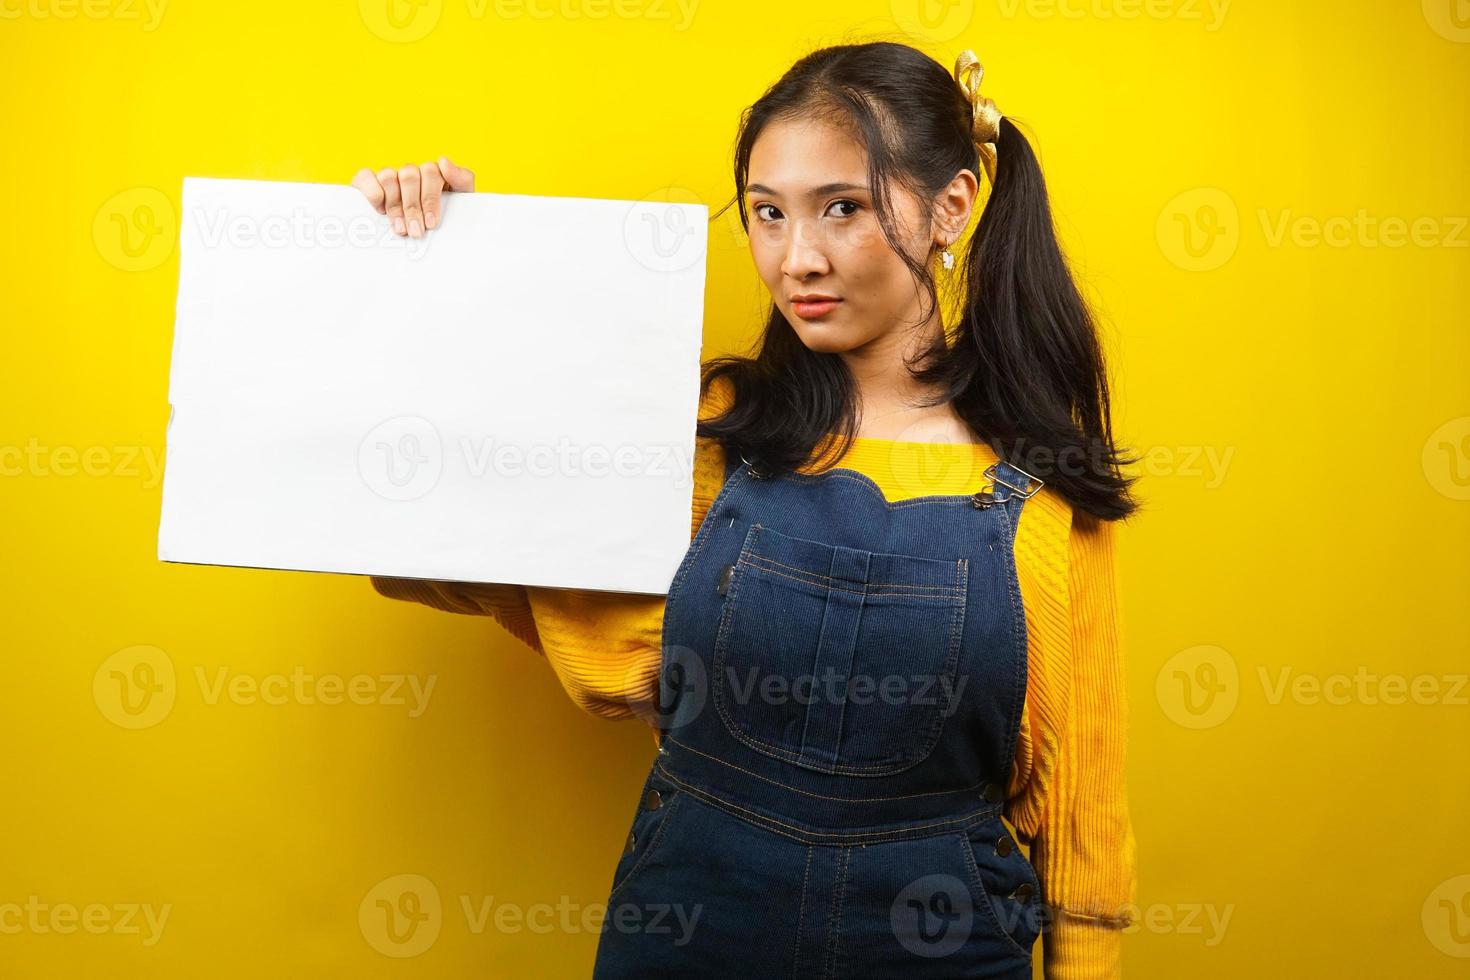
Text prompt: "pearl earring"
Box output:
[[940, 245, 955, 271]]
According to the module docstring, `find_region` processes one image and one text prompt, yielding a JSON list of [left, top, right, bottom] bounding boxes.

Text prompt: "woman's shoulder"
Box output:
[[1014, 482, 1123, 640], [1011, 481, 1079, 600]]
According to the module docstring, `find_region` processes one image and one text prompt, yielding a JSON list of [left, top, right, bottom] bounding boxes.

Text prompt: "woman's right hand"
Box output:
[[351, 156, 475, 239]]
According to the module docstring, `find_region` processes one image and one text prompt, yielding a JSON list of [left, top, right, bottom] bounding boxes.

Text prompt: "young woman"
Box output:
[[362, 41, 1139, 980]]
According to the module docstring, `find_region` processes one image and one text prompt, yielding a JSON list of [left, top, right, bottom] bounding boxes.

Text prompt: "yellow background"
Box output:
[[2, 0, 1468, 976]]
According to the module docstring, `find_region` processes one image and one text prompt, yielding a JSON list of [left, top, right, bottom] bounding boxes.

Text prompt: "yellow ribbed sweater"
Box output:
[[370, 380, 1137, 980]]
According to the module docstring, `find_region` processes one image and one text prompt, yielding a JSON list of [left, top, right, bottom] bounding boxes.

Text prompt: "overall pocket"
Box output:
[[711, 523, 969, 776], [607, 768, 683, 903], [958, 818, 1044, 959]]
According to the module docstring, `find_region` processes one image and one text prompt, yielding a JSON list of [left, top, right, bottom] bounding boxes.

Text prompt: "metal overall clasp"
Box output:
[[971, 460, 1045, 508], [739, 450, 771, 480]]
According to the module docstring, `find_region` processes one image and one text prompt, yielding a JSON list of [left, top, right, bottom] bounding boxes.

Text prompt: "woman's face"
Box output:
[[745, 116, 942, 355]]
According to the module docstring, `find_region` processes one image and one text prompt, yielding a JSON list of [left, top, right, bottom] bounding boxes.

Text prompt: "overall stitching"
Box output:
[[735, 562, 965, 600], [665, 737, 991, 802], [653, 762, 1002, 846], [710, 523, 970, 776], [742, 558, 966, 598], [790, 845, 814, 977], [746, 545, 967, 594], [821, 846, 852, 980], [990, 491, 1031, 793]]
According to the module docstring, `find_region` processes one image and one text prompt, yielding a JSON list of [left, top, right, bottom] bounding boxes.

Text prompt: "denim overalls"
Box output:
[[592, 449, 1047, 979]]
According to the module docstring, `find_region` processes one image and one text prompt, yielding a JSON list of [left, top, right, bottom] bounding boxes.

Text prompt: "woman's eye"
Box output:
[[752, 200, 860, 223]]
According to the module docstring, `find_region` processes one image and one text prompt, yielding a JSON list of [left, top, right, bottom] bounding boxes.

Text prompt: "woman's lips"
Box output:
[[792, 298, 841, 319]]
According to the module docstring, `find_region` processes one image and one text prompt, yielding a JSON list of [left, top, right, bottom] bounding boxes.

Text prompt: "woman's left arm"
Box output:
[[1034, 511, 1139, 980]]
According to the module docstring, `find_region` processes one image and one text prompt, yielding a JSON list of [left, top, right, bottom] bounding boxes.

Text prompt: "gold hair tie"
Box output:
[[954, 49, 1002, 145]]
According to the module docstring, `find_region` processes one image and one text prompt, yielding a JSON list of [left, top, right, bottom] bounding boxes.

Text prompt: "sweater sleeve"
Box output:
[[1035, 511, 1138, 979], [368, 577, 545, 655]]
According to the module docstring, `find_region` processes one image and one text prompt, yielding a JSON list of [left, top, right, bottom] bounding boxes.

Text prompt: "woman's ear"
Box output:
[[933, 168, 980, 244]]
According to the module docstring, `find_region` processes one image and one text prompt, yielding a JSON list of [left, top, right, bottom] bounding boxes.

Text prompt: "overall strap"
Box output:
[[721, 441, 743, 484]]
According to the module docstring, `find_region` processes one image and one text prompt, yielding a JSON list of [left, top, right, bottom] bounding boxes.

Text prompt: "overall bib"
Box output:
[[592, 451, 1045, 979]]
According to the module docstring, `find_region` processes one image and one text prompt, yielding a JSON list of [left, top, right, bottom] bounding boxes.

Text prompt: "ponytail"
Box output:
[[912, 116, 1141, 520]]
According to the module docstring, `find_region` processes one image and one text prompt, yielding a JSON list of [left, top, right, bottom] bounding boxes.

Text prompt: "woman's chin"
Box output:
[[789, 321, 865, 354]]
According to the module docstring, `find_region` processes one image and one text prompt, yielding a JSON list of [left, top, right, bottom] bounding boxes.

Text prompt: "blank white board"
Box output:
[[158, 177, 708, 595]]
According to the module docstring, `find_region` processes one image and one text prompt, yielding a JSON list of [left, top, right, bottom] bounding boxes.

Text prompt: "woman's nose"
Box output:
[[780, 219, 830, 279]]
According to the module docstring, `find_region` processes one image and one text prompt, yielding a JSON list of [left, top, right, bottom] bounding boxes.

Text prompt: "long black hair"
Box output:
[[700, 40, 1140, 522]]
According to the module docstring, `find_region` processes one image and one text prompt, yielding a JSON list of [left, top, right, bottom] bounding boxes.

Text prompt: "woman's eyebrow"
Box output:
[[746, 182, 868, 197]]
